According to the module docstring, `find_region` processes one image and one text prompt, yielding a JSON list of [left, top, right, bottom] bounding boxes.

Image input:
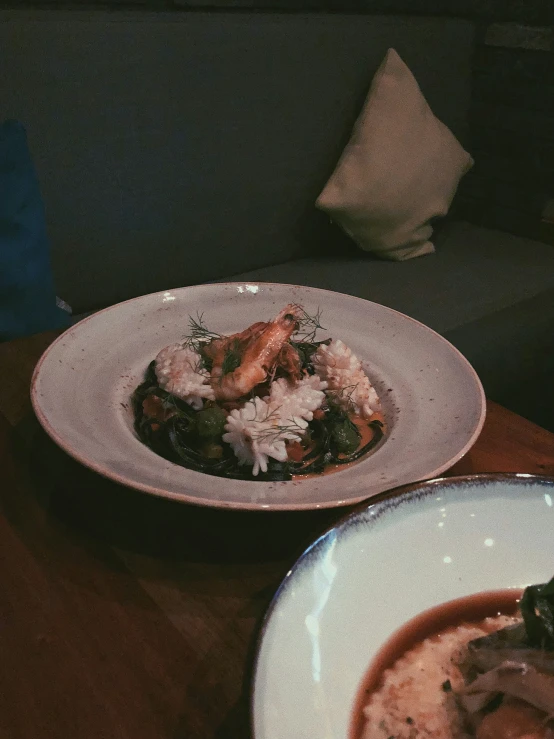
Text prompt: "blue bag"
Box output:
[[0, 120, 69, 341]]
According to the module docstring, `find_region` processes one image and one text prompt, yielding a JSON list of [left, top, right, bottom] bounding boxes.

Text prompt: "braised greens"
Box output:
[[520, 575, 554, 650]]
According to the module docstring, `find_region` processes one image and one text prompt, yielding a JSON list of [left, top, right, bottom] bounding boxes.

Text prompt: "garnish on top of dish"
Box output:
[[355, 576, 554, 739], [132, 303, 385, 481]]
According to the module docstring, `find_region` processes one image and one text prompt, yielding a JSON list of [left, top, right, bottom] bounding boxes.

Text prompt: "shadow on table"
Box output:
[[214, 694, 251, 739], [14, 414, 342, 566], [8, 414, 291, 739], [213, 596, 262, 739]]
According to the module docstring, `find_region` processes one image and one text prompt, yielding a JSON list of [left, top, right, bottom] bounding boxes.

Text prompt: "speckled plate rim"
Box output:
[[249, 472, 554, 737], [30, 282, 486, 511]]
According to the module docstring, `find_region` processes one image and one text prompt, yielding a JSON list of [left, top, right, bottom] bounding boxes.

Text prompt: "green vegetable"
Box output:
[[290, 339, 331, 373], [330, 419, 360, 455], [331, 420, 384, 465], [520, 574, 554, 649], [195, 406, 227, 438]]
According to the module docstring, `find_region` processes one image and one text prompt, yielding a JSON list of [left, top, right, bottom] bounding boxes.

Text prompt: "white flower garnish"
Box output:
[[267, 375, 327, 429], [222, 375, 328, 475], [222, 396, 302, 476], [313, 339, 380, 419], [155, 343, 214, 409]]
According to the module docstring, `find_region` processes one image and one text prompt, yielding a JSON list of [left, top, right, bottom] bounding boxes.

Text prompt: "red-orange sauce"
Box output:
[[292, 411, 386, 481], [350, 589, 523, 739]]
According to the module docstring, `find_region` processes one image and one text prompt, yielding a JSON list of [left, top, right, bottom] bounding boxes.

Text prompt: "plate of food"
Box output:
[[251, 473, 554, 738], [31, 282, 485, 510]]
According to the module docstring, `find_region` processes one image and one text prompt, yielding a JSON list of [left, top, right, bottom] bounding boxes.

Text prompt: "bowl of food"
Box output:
[[132, 301, 386, 481], [31, 282, 485, 510], [251, 473, 554, 737]]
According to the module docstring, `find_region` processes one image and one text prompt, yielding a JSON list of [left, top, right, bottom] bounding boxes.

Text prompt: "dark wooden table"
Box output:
[[1, 330, 553, 739]]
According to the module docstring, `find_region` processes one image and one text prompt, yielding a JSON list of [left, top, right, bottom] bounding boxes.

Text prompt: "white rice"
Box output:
[[361, 616, 518, 739]]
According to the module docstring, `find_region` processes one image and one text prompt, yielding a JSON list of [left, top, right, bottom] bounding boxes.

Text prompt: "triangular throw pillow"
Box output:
[[316, 48, 473, 261]]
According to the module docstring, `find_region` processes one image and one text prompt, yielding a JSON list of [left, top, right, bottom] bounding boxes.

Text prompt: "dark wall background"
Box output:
[[4, 0, 553, 242]]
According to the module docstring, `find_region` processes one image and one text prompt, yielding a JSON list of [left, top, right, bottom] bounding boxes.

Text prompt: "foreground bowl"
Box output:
[[251, 473, 554, 737], [31, 282, 485, 510]]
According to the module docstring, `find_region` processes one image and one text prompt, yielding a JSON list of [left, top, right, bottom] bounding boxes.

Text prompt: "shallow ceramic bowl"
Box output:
[[251, 473, 554, 738], [31, 283, 485, 510]]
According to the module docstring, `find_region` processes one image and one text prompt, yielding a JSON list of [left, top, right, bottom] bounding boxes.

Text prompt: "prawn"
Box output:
[[269, 342, 302, 382], [202, 322, 267, 365], [208, 304, 302, 401]]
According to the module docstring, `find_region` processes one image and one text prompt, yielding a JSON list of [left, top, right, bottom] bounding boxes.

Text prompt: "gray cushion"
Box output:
[[0, 10, 473, 312], [226, 221, 554, 334], [444, 289, 554, 431], [227, 221, 554, 427]]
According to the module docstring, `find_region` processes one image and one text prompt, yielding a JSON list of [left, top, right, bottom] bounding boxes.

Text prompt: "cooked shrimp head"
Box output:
[[209, 304, 302, 401]]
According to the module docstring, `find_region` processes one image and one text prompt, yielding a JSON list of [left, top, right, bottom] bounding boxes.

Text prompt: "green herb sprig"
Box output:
[[183, 312, 222, 351], [520, 575, 554, 649], [291, 305, 326, 343], [220, 340, 241, 379]]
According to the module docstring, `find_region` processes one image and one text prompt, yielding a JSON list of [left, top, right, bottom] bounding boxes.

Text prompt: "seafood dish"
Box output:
[[132, 303, 385, 481], [356, 576, 554, 739]]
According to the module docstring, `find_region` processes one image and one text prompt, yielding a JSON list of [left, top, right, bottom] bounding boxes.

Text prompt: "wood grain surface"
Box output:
[[0, 330, 553, 739]]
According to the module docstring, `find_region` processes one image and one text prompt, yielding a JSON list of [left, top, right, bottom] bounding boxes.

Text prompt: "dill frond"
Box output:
[[252, 419, 304, 445], [183, 312, 222, 351], [326, 383, 359, 414], [220, 341, 241, 378], [291, 305, 326, 343]]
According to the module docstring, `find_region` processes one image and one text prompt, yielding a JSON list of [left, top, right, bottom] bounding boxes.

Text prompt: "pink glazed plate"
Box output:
[[31, 283, 485, 511]]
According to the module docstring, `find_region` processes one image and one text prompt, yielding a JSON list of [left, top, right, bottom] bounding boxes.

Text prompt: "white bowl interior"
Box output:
[[252, 476, 554, 738]]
